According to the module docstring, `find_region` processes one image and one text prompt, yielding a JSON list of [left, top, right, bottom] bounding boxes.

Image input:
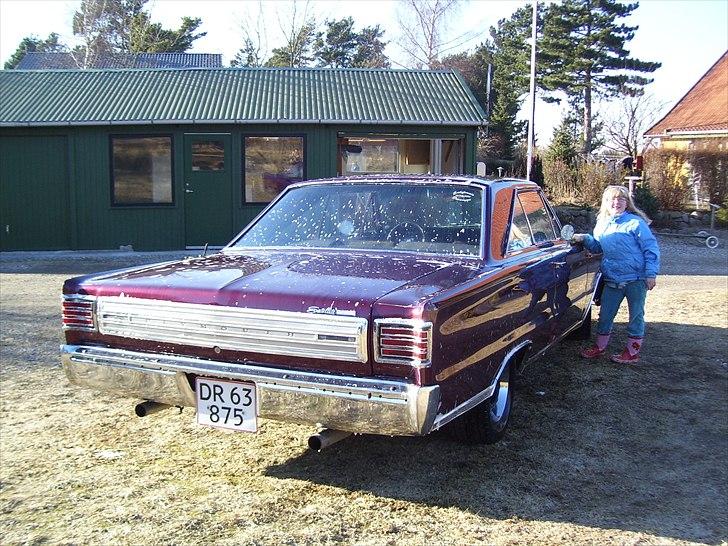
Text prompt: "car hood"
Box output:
[[65, 249, 482, 316]]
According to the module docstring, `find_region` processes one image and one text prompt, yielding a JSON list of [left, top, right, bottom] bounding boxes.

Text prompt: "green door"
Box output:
[[0, 135, 70, 250], [183, 134, 233, 248]]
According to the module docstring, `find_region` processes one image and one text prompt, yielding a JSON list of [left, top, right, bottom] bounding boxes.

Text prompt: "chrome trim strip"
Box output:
[[374, 318, 433, 367], [61, 344, 440, 436], [61, 294, 97, 331], [95, 297, 368, 363], [430, 341, 531, 430]]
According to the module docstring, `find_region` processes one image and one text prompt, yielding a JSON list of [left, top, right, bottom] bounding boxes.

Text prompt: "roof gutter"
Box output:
[[1, 118, 487, 128], [644, 129, 728, 138]]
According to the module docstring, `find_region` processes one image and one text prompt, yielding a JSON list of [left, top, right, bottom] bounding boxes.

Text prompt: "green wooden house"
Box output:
[[0, 67, 486, 251]]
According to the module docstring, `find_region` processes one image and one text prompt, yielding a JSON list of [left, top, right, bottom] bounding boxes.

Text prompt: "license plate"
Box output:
[[195, 377, 257, 433]]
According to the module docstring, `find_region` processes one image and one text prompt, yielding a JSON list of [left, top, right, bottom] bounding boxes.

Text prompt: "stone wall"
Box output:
[[651, 210, 715, 230], [553, 206, 715, 231], [553, 206, 595, 231]]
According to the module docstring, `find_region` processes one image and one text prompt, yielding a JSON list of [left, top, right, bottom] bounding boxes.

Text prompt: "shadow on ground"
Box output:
[[265, 323, 728, 544]]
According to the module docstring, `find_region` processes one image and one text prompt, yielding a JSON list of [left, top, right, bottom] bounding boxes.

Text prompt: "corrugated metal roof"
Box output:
[[15, 52, 223, 70], [0, 67, 486, 127], [645, 51, 728, 137]]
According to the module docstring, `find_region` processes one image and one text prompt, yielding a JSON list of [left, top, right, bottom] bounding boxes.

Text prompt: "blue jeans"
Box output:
[[597, 280, 647, 338]]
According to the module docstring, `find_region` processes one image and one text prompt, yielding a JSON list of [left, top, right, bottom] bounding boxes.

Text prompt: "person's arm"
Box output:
[[635, 220, 660, 289], [572, 233, 602, 254]]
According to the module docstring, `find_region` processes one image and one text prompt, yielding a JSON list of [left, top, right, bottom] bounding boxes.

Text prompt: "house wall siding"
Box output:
[[0, 124, 477, 251]]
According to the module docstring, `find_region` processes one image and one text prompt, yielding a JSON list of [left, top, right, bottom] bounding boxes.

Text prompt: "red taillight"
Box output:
[[62, 296, 96, 331], [375, 320, 432, 366]]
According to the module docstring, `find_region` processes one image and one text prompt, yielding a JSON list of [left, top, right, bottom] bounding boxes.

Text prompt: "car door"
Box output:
[[504, 191, 559, 354], [519, 190, 600, 341]]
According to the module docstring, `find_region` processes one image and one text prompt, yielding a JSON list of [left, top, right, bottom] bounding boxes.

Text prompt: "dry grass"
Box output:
[[1, 242, 726, 545]]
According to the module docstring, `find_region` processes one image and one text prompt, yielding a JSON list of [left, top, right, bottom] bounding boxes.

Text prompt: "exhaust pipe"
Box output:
[[135, 401, 170, 417], [307, 429, 352, 451]]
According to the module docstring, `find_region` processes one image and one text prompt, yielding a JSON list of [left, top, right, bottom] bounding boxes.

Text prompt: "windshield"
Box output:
[[231, 183, 483, 256]]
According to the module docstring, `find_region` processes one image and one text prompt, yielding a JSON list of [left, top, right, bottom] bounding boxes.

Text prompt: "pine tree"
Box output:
[[4, 33, 66, 69], [314, 18, 358, 68], [266, 21, 317, 67], [539, 0, 660, 155], [351, 26, 389, 68], [71, 0, 204, 67], [487, 5, 535, 159]]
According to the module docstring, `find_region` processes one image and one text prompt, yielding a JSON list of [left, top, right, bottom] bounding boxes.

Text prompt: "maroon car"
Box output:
[[62, 176, 600, 448]]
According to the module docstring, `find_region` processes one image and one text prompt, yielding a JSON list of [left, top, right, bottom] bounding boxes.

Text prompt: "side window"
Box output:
[[507, 197, 533, 253], [518, 191, 557, 244]]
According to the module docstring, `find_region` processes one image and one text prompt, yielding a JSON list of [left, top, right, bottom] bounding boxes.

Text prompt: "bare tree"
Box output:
[[231, 1, 269, 67], [266, 0, 318, 67], [396, 0, 476, 69], [602, 92, 667, 158]]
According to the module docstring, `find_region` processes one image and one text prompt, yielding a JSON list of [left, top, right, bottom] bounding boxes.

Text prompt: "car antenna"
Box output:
[[203, 243, 208, 257]]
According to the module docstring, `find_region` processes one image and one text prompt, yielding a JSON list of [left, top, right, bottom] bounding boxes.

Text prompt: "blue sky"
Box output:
[[1, 0, 726, 144]]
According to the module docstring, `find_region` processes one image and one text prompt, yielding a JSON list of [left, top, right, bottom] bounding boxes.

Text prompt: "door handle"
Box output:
[[185, 189, 194, 193], [552, 261, 567, 267]]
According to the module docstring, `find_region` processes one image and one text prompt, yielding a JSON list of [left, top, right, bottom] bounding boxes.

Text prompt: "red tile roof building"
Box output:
[[645, 51, 728, 140]]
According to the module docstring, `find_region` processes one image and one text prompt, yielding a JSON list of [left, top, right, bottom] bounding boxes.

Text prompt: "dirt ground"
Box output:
[[1, 235, 726, 545]]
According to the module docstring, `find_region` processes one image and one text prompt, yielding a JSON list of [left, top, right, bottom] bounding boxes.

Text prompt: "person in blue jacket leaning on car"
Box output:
[[573, 185, 660, 364]]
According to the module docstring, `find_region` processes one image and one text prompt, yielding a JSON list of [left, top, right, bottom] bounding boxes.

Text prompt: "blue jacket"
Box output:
[[583, 212, 660, 283]]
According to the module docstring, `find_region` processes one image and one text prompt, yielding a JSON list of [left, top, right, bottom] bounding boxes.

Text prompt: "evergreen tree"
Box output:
[[539, 0, 660, 155], [437, 46, 489, 108], [4, 33, 66, 69], [486, 5, 535, 159], [230, 38, 265, 68], [127, 14, 204, 53], [311, 18, 390, 69], [72, 0, 204, 67], [351, 26, 390, 68], [266, 21, 317, 67], [547, 117, 579, 166], [314, 18, 358, 68]]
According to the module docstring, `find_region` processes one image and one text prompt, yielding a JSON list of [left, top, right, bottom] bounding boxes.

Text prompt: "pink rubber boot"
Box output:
[[611, 337, 643, 364], [581, 333, 610, 359]]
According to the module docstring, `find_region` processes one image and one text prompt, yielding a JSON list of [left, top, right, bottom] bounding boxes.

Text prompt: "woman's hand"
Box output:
[[645, 277, 656, 290], [571, 233, 587, 244]]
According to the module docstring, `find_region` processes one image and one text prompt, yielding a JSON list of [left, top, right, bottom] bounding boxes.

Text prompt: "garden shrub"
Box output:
[[716, 197, 728, 227], [543, 158, 577, 204], [632, 185, 660, 219], [643, 149, 691, 210], [577, 161, 620, 207]]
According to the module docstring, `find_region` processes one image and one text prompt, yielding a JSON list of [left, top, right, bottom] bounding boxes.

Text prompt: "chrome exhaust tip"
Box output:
[[134, 400, 170, 417], [307, 429, 352, 451]]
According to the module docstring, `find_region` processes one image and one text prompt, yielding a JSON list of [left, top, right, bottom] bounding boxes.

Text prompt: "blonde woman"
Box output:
[[572, 185, 660, 364]]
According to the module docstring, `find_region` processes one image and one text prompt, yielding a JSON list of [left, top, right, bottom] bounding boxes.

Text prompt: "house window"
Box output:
[[338, 137, 463, 175], [342, 138, 399, 173], [244, 136, 304, 203], [111, 136, 173, 205]]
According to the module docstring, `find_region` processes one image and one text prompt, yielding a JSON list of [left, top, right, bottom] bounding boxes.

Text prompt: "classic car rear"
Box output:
[[62, 176, 600, 446]]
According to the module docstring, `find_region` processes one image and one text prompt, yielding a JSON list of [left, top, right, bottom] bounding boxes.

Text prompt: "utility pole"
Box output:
[[526, 1, 538, 181]]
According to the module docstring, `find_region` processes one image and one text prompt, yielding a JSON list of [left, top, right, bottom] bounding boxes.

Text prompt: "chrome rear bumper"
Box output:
[[61, 345, 440, 436]]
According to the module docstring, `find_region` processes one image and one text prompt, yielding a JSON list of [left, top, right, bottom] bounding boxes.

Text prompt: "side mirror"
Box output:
[[560, 224, 575, 241]]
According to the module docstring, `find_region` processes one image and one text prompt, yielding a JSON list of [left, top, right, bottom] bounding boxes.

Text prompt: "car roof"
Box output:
[[290, 174, 538, 190]]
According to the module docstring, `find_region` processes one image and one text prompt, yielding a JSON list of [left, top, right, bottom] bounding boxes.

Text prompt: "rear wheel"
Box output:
[[446, 363, 512, 445]]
